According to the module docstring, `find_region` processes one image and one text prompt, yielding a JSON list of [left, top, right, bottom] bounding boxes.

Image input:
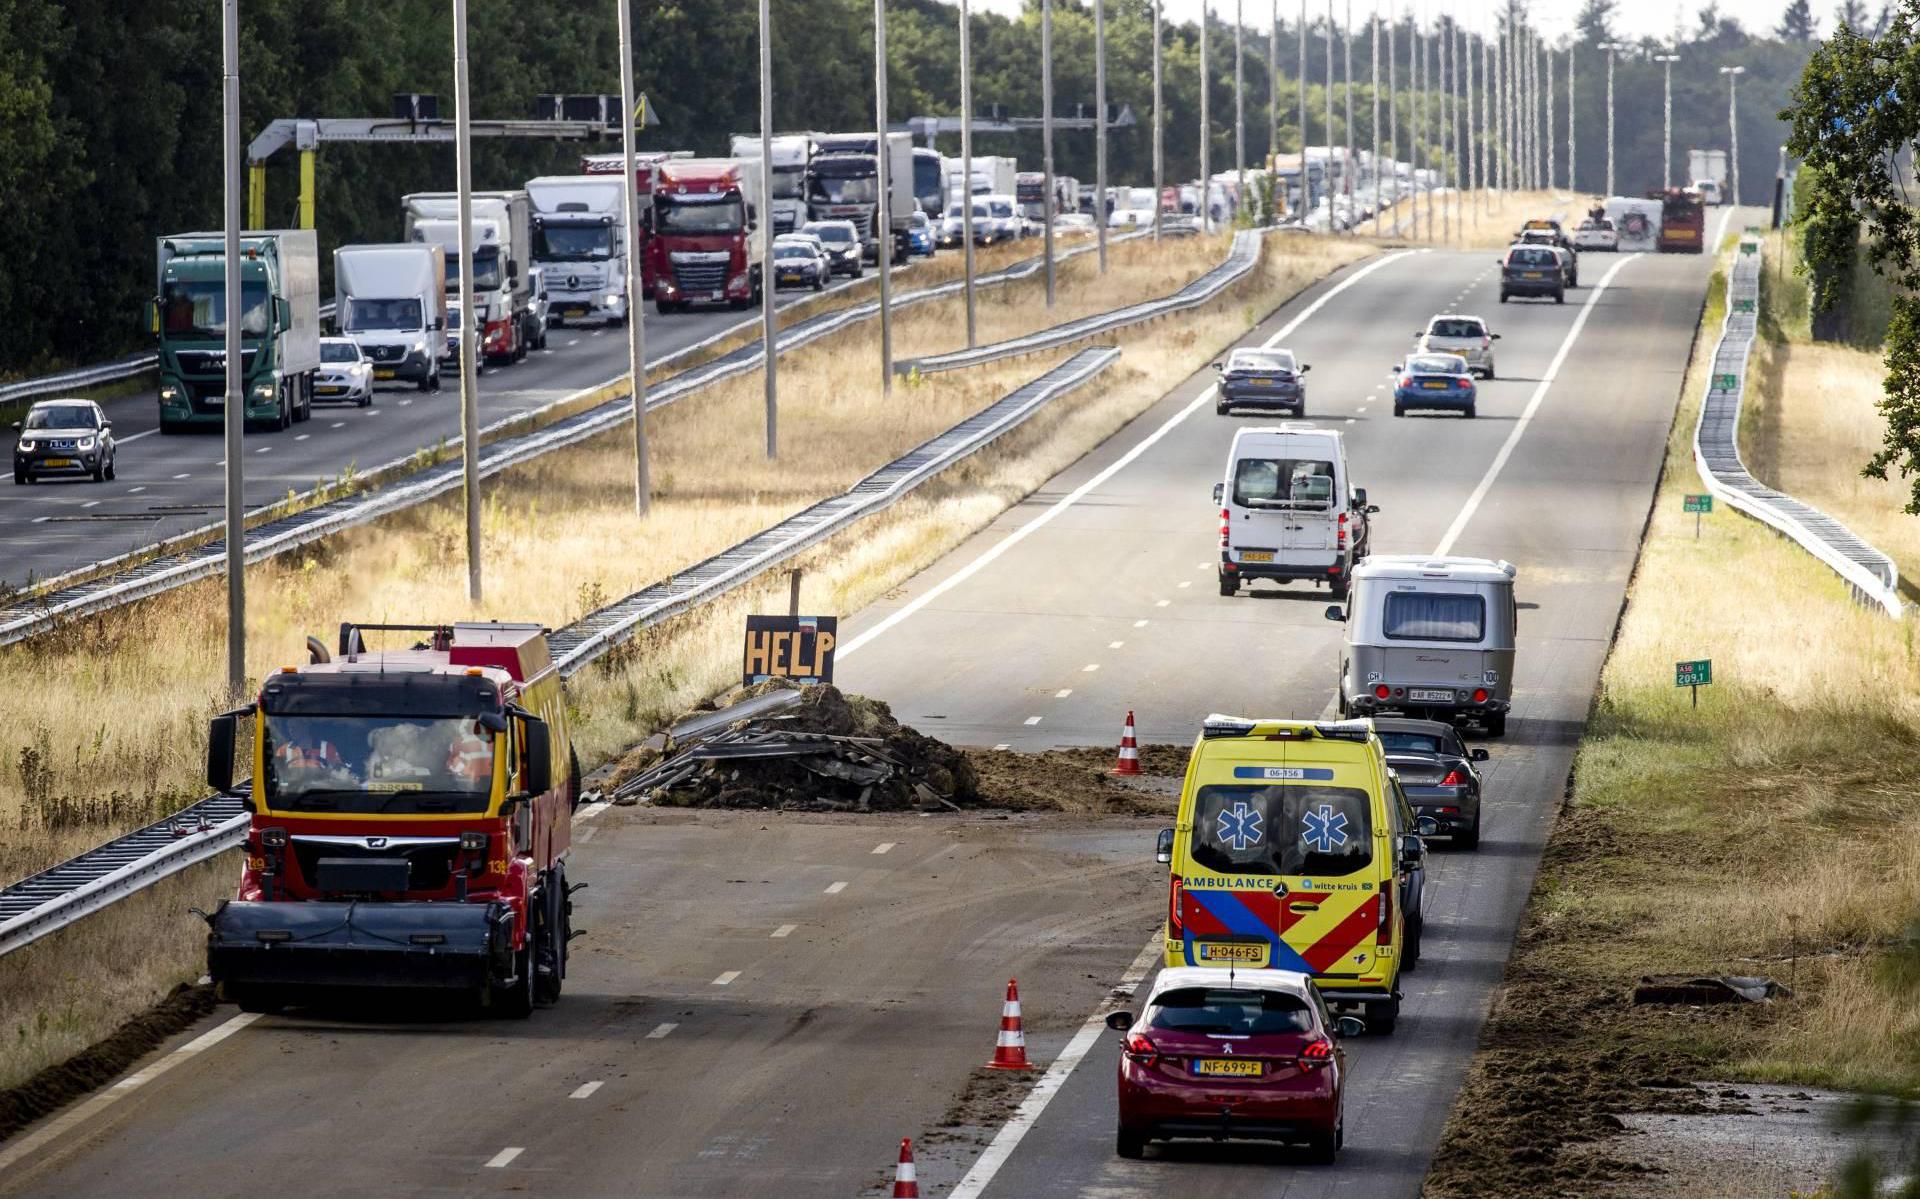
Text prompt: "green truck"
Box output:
[[153, 230, 320, 433]]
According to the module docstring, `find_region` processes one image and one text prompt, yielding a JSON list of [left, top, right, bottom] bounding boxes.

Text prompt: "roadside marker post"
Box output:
[[1683, 493, 1712, 540], [1675, 658, 1712, 708]]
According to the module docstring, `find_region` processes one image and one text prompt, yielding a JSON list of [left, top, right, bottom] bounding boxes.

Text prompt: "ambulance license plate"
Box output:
[[373, 370, 396, 380], [1238, 551, 1274, 563], [1409, 688, 1453, 702], [1194, 1059, 1263, 1077], [1198, 943, 1265, 963]]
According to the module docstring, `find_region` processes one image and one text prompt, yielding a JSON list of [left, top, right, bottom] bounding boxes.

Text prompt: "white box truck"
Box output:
[[526, 175, 629, 326], [729, 133, 815, 234], [402, 191, 535, 363], [1687, 148, 1730, 205], [334, 243, 446, 391]]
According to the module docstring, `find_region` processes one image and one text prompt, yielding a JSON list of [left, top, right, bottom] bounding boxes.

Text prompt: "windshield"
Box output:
[[320, 341, 361, 363], [262, 714, 496, 814], [535, 223, 615, 261], [657, 197, 746, 235], [810, 224, 853, 244], [1148, 987, 1314, 1036], [770, 165, 805, 200], [1383, 591, 1485, 642], [1189, 784, 1374, 876], [161, 279, 269, 338], [990, 201, 1014, 218], [1228, 350, 1296, 374], [774, 244, 814, 260], [344, 297, 423, 332], [1232, 457, 1336, 508], [1428, 319, 1483, 338], [442, 247, 503, 292], [810, 170, 876, 206], [1508, 247, 1557, 267], [24, 406, 96, 431]]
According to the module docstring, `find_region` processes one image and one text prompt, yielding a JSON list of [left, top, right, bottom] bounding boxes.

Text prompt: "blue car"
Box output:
[[906, 211, 936, 256], [1393, 352, 1478, 418]]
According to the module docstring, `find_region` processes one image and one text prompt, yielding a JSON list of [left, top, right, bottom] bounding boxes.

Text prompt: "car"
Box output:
[[1517, 229, 1578, 287], [905, 210, 936, 256], [937, 200, 980, 248], [441, 301, 488, 377], [1572, 217, 1619, 252], [526, 266, 551, 350], [777, 231, 828, 258], [1213, 347, 1311, 415], [1106, 966, 1364, 1162], [1375, 717, 1490, 848], [771, 239, 829, 291], [1393, 352, 1478, 418], [1053, 212, 1097, 238], [979, 195, 1022, 243], [1694, 178, 1723, 206], [1213, 425, 1375, 598], [1499, 244, 1565, 304], [1414, 314, 1499, 379], [801, 220, 864, 277], [315, 337, 375, 407], [12, 399, 116, 484]]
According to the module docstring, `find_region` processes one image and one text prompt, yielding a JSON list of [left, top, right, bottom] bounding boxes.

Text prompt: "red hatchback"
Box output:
[[1106, 967, 1363, 1161]]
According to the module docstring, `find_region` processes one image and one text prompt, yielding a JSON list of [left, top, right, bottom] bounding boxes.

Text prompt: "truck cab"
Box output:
[[202, 621, 578, 1017], [154, 231, 320, 434], [650, 158, 765, 315], [527, 175, 629, 327]]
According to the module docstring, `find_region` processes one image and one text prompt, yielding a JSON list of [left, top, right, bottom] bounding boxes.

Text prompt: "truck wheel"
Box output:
[[277, 387, 292, 431], [1485, 713, 1508, 738], [1363, 998, 1398, 1035], [491, 940, 535, 1019]]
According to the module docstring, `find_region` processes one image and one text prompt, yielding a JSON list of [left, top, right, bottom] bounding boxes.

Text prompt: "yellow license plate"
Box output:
[[316, 386, 344, 395], [1198, 942, 1266, 963], [41, 458, 74, 467], [1194, 1059, 1263, 1077], [373, 369, 395, 379], [1251, 378, 1274, 386], [1522, 271, 1544, 279], [1237, 551, 1274, 564]]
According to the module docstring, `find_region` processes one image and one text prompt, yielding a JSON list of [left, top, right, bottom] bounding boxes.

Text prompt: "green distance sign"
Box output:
[[1713, 373, 1739, 391], [1684, 494, 1713, 513], [1675, 659, 1713, 688], [1733, 298, 1755, 312]]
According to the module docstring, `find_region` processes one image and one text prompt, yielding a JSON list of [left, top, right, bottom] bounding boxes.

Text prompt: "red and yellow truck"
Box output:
[[202, 621, 577, 1017]]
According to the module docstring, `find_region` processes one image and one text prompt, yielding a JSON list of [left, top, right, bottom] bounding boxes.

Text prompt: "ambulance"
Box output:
[[1155, 716, 1433, 1034]]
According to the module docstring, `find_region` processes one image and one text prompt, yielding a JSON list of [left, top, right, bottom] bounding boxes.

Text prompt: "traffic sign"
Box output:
[[1733, 298, 1755, 312], [1675, 659, 1712, 687], [1713, 372, 1738, 391], [1683, 495, 1713, 513]]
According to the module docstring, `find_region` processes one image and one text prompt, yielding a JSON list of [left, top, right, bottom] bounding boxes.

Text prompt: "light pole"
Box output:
[[1372, 13, 1381, 234], [1235, 0, 1245, 213], [1567, 45, 1575, 195], [1720, 64, 1744, 205], [758, 0, 777, 457], [455, 0, 486, 578], [1269, 0, 1279, 222], [1600, 42, 1624, 197], [1386, 12, 1396, 222], [220, 0, 246, 694], [1654, 53, 1679, 191], [1545, 43, 1554, 192], [1200, 2, 1210, 230], [1299, 0, 1309, 213], [1324, 0, 1334, 229], [1042, 0, 1055, 304], [1152, 0, 1163, 240], [615, 0, 649, 514], [1096, 0, 1108, 270], [876, 0, 894, 388], [960, 0, 976, 343], [1343, 0, 1353, 235]]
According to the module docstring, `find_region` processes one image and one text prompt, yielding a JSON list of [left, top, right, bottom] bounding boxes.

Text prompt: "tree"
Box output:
[[1576, 0, 1616, 43], [1778, 0, 1817, 40], [1833, 0, 1870, 30]]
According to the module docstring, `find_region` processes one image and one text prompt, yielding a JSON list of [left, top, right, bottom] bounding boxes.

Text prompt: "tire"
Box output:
[[13, 470, 27, 485], [1499, 291, 1509, 303], [1484, 365, 1496, 380], [1393, 404, 1405, 417], [277, 389, 292, 431], [1554, 289, 1565, 305], [1465, 405, 1477, 419], [416, 373, 433, 393], [491, 938, 535, 1019], [230, 985, 285, 1015], [1404, 915, 1424, 969], [91, 460, 105, 482], [1485, 713, 1508, 738], [1330, 577, 1350, 602], [1364, 997, 1399, 1035], [1116, 1126, 1147, 1160], [159, 418, 182, 436], [1218, 575, 1237, 597], [104, 455, 115, 481], [1215, 401, 1229, 416], [814, 275, 826, 292], [534, 871, 567, 1007], [1456, 815, 1481, 850], [1304, 1124, 1340, 1165]]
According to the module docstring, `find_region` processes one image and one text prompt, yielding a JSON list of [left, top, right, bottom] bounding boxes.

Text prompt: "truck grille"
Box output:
[[671, 260, 729, 295], [175, 348, 258, 376], [292, 838, 456, 893], [364, 343, 407, 363]]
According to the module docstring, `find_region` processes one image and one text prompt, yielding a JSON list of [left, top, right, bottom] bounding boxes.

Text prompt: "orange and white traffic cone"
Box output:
[[1113, 710, 1142, 776], [986, 978, 1035, 1070], [892, 1137, 919, 1198]]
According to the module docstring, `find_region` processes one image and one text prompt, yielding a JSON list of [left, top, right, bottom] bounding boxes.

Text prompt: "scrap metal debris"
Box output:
[[1631, 975, 1793, 1005]]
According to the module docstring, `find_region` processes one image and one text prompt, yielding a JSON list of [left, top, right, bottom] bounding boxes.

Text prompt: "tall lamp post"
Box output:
[[1720, 65, 1745, 205], [1599, 42, 1624, 197], [1654, 52, 1680, 191], [757, 0, 777, 457], [1152, 0, 1163, 240], [960, 0, 976, 343], [220, 0, 246, 692], [876, 0, 895, 388], [1096, 0, 1108, 270]]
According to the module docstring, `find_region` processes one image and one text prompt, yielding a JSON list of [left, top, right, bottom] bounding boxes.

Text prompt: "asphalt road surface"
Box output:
[[0, 213, 1736, 1198]]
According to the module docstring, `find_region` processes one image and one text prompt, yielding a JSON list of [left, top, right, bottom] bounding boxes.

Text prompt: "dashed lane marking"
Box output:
[[1054, 688, 1072, 698], [825, 881, 848, 894], [1133, 619, 1149, 628], [1177, 580, 1192, 589], [872, 842, 895, 855], [1082, 663, 1100, 672], [484, 1148, 524, 1169], [993, 743, 1010, 750], [1154, 599, 1170, 607], [172, 473, 190, 480], [646, 1023, 678, 1039], [570, 1081, 603, 1099], [771, 924, 797, 938], [126, 486, 145, 493], [1023, 715, 1043, 726], [712, 971, 741, 986], [1108, 641, 1124, 649]]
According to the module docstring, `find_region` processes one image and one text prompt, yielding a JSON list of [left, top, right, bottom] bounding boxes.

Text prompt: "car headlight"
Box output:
[[606, 292, 622, 305], [252, 383, 275, 400], [76, 437, 95, 451], [15, 437, 34, 449], [411, 339, 428, 355]]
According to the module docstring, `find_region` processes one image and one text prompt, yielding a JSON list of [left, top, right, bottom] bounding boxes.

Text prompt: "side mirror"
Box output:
[[507, 260, 520, 284], [101, 419, 113, 429], [1300, 363, 1312, 373], [207, 713, 239, 794], [10, 421, 20, 430], [1352, 487, 1368, 507], [1391, 363, 1403, 373], [1211, 482, 1224, 505], [1105, 1010, 1134, 1031], [1155, 827, 1175, 865], [275, 296, 292, 331], [1335, 1015, 1366, 1038], [1366, 504, 1381, 515], [1471, 747, 1491, 762], [1415, 815, 1440, 838], [1400, 832, 1425, 864], [1323, 604, 1345, 622], [1492, 333, 1502, 340], [521, 716, 553, 795], [1210, 361, 1223, 371]]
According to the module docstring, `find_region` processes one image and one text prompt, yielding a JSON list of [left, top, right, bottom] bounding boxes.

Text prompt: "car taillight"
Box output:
[[1399, 375, 1413, 389], [1168, 874, 1184, 937], [1440, 768, 1465, 786], [1473, 687, 1489, 703], [1219, 507, 1230, 548], [1458, 376, 1475, 388], [1298, 1039, 1334, 1070], [1378, 881, 1394, 947], [1374, 684, 1390, 700], [1124, 1033, 1160, 1066], [1337, 512, 1348, 549]]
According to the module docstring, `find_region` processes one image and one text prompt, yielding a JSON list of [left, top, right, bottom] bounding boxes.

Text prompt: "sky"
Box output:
[[965, 0, 1759, 43]]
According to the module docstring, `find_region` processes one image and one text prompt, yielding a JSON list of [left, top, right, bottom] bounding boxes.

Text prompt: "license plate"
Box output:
[[1409, 688, 1453, 702], [1422, 380, 1449, 389], [316, 386, 344, 395], [1193, 1059, 1263, 1077], [1238, 551, 1274, 563], [564, 306, 590, 317], [1198, 942, 1266, 963], [373, 369, 395, 380], [780, 272, 803, 282], [41, 458, 74, 468], [1251, 378, 1274, 386]]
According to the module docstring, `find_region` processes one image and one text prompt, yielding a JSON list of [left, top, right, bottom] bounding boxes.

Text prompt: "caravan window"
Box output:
[[1232, 457, 1336, 508], [1382, 591, 1485, 642]]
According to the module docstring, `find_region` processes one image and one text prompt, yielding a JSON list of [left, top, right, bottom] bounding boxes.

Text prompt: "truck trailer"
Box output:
[[650, 158, 767, 314], [154, 230, 320, 433], [334, 243, 446, 391], [402, 191, 536, 364], [729, 133, 816, 234], [526, 175, 630, 326], [1687, 148, 1730, 205], [201, 621, 579, 1017]]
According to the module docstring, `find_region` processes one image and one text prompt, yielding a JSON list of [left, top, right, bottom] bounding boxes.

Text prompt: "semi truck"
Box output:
[[650, 158, 766, 314], [402, 191, 535, 364], [526, 175, 629, 326], [728, 133, 815, 234], [154, 230, 320, 433], [944, 154, 1017, 202], [1652, 187, 1706, 253], [1687, 148, 1730, 205], [807, 132, 915, 260], [334, 244, 446, 392], [201, 620, 579, 1017]]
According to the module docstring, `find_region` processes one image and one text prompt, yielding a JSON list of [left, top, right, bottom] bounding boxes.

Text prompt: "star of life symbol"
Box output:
[[1216, 801, 1264, 852], [1301, 804, 1349, 854]]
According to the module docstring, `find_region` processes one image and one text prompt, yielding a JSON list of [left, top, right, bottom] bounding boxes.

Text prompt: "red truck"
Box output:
[[1652, 188, 1705, 254], [201, 621, 579, 1017], [582, 149, 689, 299], [648, 158, 767, 315]]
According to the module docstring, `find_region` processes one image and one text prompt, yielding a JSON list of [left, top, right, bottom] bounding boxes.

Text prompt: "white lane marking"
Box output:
[[1154, 599, 1170, 608], [872, 842, 896, 855], [172, 473, 191, 480], [294, 433, 310, 441], [825, 881, 848, 894], [330, 422, 345, 429], [254, 446, 270, 454], [1133, 619, 1149, 628], [82, 500, 99, 509], [576, 801, 611, 821], [1108, 641, 1124, 649], [1082, 663, 1100, 672], [117, 429, 158, 444], [833, 250, 1419, 660], [1432, 253, 1641, 557], [771, 924, 797, 938], [948, 937, 1164, 1199], [566, 339, 581, 347], [1054, 688, 1073, 698], [1347, 418, 1357, 424], [993, 743, 1010, 751], [570, 1081, 604, 1099], [1023, 715, 1043, 726], [484, 1147, 524, 1169], [1177, 580, 1192, 589], [366, 409, 379, 416], [646, 1022, 678, 1039], [126, 486, 146, 494], [712, 970, 741, 986], [399, 399, 412, 407], [0, 1013, 260, 1175]]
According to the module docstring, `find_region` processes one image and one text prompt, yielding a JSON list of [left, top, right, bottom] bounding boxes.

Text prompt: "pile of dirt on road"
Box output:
[[966, 744, 1185, 815]]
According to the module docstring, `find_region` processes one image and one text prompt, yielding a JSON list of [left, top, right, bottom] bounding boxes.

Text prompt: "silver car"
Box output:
[[1415, 314, 1499, 379]]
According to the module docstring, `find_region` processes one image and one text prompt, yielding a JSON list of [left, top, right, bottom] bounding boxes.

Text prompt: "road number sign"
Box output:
[[1675, 659, 1713, 688], [1713, 373, 1738, 391], [743, 615, 837, 687], [1740, 241, 1758, 255], [1683, 495, 1713, 513], [1733, 298, 1755, 313]]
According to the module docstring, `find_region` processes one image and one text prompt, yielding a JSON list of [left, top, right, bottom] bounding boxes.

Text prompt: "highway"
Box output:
[[0, 219, 1732, 1198]]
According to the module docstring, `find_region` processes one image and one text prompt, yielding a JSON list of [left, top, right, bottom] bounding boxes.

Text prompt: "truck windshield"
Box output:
[[1189, 784, 1374, 877], [261, 714, 496, 814], [343, 297, 423, 332], [656, 197, 746, 235], [810, 167, 877, 206], [442, 247, 503, 291], [536, 224, 615, 261], [161, 280, 269, 338], [770, 166, 806, 200]]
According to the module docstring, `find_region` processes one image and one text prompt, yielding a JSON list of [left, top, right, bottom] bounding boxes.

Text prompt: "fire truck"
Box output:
[[201, 622, 578, 1018], [1652, 187, 1705, 254]]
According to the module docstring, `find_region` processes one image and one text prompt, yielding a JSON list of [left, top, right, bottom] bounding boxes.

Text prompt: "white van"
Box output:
[[1213, 424, 1376, 599], [1602, 197, 1662, 253]]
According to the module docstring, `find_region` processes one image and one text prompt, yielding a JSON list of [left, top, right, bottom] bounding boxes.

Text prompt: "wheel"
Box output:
[[1393, 404, 1405, 417], [1218, 574, 1237, 597], [1464, 405, 1477, 419], [1484, 364, 1496, 380], [1304, 1124, 1340, 1165], [813, 275, 826, 292], [359, 390, 374, 408], [295, 381, 311, 422], [1554, 290, 1565, 305], [1330, 577, 1350, 602], [1116, 1126, 1147, 1160], [1485, 713, 1507, 738], [91, 460, 105, 482], [1499, 291, 1509, 303], [230, 985, 285, 1015], [534, 873, 567, 1007], [1215, 400, 1229, 416], [491, 939, 535, 1019], [12, 470, 26, 485], [1456, 815, 1481, 850], [277, 388, 292, 431], [159, 418, 182, 436], [104, 455, 115, 481], [417, 374, 433, 393], [1364, 997, 1399, 1035], [569, 746, 585, 810]]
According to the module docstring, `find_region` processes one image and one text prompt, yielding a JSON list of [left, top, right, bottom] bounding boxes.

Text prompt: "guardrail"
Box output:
[[1692, 235, 1903, 616], [0, 348, 1120, 959]]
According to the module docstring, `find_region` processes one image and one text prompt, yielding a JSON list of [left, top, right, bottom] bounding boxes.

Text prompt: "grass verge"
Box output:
[[1363, 188, 1581, 251], [1425, 232, 1920, 1199]]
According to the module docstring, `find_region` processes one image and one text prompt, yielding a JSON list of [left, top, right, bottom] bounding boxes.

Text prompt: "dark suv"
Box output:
[[1499, 245, 1565, 304], [13, 399, 116, 484]]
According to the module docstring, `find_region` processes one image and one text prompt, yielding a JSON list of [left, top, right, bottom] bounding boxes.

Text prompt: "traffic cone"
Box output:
[[1112, 710, 1142, 776], [986, 978, 1034, 1070], [892, 1137, 919, 1198]]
